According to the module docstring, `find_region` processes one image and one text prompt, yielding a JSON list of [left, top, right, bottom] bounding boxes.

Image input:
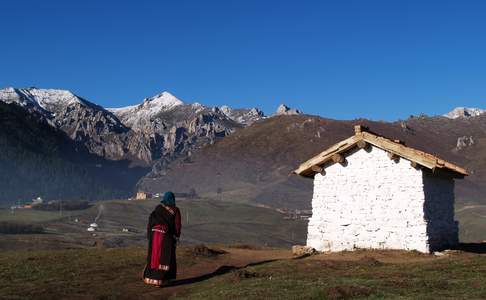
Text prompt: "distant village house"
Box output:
[[294, 125, 468, 253], [136, 191, 152, 200]]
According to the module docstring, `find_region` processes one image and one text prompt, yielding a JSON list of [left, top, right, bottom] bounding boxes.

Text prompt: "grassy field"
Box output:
[[456, 204, 486, 242], [0, 247, 147, 299], [175, 251, 486, 300], [0, 198, 307, 250], [0, 208, 76, 223], [1, 246, 486, 299]]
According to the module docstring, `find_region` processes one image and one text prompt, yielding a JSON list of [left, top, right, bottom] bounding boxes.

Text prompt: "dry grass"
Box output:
[[3, 246, 486, 299]]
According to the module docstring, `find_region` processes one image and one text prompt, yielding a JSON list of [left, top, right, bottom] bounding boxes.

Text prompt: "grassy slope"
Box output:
[[456, 205, 486, 242], [0, 209, 67, 223], [177, 253, 486, 300], [0, 197, 484, 246], [140, 115, 486, 242], [0, 248, 143, 299], [1, 247, 486, 300], [0, 198, 307, 250], [141, 114, 486, 207]]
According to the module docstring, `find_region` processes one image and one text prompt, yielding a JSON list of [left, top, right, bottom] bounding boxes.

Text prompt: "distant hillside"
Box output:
[[139, 114, 486, 210], [1, 86, 485, 211], [0, 102, 148, 203]]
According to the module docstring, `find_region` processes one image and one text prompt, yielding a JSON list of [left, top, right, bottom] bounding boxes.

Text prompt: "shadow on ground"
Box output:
[[167, 259, 277, 287], [454, 243, 486, 254]]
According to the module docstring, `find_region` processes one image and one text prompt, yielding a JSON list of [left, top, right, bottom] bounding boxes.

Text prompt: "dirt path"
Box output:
[[132, 247, 293, 299], [127, 245, 486, 299]]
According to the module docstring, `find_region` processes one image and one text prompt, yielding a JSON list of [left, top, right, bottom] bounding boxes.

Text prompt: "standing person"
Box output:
[[143, 191, 182, 287]]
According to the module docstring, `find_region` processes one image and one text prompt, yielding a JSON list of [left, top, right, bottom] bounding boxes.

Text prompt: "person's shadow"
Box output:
[[166, 259, 277, 287], [164, 243, 486, 288]]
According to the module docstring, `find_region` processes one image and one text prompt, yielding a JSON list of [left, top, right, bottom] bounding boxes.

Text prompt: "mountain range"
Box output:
[[0, 86, 485, 215], [0, 87, 286, 202]]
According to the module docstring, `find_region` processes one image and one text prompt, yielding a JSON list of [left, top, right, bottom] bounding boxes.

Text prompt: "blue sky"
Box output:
[[1, 0, 485, 120]]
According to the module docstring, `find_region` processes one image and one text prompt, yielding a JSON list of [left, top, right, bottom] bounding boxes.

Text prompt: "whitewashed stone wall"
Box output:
[[423, 171, 458, 250], [306, 145, 458, 253]]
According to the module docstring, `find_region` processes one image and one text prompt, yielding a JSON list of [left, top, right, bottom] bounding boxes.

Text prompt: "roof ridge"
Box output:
[[294, 126, 468, 178]]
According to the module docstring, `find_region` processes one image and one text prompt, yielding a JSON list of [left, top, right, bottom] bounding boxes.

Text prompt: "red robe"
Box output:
[[143, 205, 181, 285]]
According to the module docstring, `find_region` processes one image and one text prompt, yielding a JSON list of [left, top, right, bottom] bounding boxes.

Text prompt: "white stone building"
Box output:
[[294, 126, 468, 253]]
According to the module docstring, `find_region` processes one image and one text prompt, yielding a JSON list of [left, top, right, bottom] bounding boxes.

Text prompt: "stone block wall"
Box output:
[[423, 171, 458, 251], [306, 145, 457, 253]]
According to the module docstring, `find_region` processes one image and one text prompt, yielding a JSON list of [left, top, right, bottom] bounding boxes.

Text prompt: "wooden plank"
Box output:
[[362, 132, 468, 176], [311, 165, 324, 173], [387, 152, 399, 160], [294, 129, 468, 178], [362, 132, 438, 170], [293, 135, 360, 176], [332, 153, 345, 163]]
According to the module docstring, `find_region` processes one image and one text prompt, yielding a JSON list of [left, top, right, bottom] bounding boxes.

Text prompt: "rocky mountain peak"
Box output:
[[219, 105, 265, 125], [142, 91, 184, 109], [275, 104, 302, 116], [108, 91, 186, 129], [444, 107, 486, 119], [220, 105, 232, 116], [0, 86, 130, 161]]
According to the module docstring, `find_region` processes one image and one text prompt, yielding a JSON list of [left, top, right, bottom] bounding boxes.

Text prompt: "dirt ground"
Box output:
[[3, 243, 486, 300], [129, 245, 484, 299], [132, 246, 294, 299]]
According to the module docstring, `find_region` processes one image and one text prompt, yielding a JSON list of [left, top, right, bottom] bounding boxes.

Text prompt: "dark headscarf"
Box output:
[[161, 191, 175, 206]]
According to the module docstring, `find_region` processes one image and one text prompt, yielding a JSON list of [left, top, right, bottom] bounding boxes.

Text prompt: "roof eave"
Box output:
[[293, 135, 361, 177], [294, 131, 468, 178]]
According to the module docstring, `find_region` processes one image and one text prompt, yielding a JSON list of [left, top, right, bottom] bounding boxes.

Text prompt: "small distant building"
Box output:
[[32, 197, 43, 205], [294, 125, 468, 253], [136, 191, 152, 200]]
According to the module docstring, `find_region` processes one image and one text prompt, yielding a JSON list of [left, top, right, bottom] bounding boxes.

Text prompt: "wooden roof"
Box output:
[[294, 125, 468, 178]]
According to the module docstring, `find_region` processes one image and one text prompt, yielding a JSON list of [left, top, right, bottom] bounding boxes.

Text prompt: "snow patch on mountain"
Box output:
[[444, 107, 486, 119], [143, 91, 184, 110], [191, 102, 205, 113], [110, 91, 183, 113], [109, 91, 184, 128], [274, 104, 302, 116], [0, 87, 87, 112]]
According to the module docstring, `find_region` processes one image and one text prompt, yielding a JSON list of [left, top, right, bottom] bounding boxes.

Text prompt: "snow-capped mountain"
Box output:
[[3, 86, 486, 208], [0, 87, 305, 172], [108, 91, 184, 129], [0, 87, 261, 167], [0, 87, 133, 161], [0, 87, 125, 130], [444, 107, 486, 119], [0, 87, 85, 111], [109, 92, 244, 170]]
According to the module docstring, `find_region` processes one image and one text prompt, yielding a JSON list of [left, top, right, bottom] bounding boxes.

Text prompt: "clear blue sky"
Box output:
[[1, 0, 485, 120]]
